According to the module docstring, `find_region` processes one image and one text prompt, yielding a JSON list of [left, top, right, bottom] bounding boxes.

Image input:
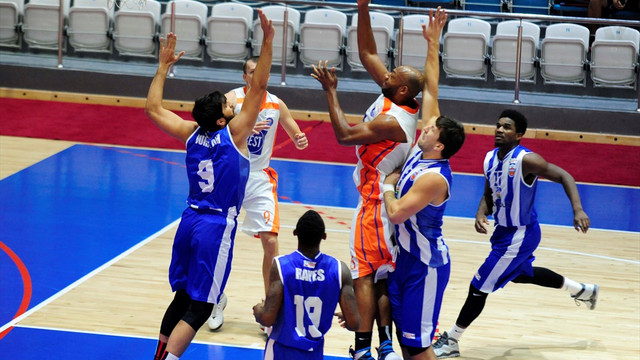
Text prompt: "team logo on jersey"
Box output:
[[303, 260, 316, 269], [248, 117, 274, 155], [402, 331, 416, 340], [508, 159, 517, 177]]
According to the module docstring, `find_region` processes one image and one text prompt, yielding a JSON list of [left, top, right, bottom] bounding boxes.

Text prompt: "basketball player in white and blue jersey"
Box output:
[[433, 109, 599, 359], [253, 210, 361, 360], [144, 11, 275, 360], [382, 8, 465, 360]]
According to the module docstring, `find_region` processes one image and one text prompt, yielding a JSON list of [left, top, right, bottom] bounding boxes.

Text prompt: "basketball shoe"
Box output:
[[376, 340, 402, 360], [349, 346, 375, 360], [572, 283, 599, 310], [432, 332, 460, 358], [206, 293, 227, 331]]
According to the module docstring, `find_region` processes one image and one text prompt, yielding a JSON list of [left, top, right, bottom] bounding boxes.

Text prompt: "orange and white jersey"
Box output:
[[353, 94, 420, 200], [232, 87, 281, 171]]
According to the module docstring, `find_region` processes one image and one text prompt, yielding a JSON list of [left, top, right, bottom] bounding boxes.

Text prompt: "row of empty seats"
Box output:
[[446, 19, 640, 88], [1, 0, 638, 89]]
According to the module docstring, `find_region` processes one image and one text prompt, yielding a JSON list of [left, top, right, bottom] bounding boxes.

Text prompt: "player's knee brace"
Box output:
[[182, 299, 214, 331], [160, 290, 191, 336]]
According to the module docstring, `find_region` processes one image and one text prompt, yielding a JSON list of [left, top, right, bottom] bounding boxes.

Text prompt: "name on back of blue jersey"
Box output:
[[195, 133, 221, 148], [295, 268, 325, 282]]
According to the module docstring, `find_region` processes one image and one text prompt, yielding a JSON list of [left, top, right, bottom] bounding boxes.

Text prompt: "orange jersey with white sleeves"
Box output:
[[232, 87, 281, 171], [353, 94, 421, 201]]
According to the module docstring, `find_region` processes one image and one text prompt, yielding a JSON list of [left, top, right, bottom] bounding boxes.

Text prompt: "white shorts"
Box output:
[[240, 167, 279, 236]]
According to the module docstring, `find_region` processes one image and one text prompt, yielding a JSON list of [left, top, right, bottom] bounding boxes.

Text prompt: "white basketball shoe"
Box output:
[[572, 283, 599, 310], [206, 293, 227, 331]]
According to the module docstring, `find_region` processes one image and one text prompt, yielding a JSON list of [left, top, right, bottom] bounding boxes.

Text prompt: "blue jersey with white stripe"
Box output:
[[185, 126, 250, 215], [484, 145, 538, 227], [395, 147, 452, 268], [269, 251, 342, 353]]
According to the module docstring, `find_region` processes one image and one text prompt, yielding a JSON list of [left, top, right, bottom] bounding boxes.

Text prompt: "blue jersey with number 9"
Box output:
[[184, 126, 250, 215]]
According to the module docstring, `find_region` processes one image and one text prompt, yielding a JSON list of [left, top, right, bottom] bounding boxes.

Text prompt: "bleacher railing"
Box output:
[[45, 0, 640, 111]]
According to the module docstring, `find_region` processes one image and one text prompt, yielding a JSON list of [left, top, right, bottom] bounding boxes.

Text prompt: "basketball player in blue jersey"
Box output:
[[381, 8, 465, 360], [253, 210, 361, 359], [144, 11, 275, 360], [432, 109, 599, 359]]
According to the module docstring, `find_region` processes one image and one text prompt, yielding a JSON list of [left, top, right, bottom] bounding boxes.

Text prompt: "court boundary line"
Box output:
[[11, 323, 353, 358], [0, 219, 181, 334]]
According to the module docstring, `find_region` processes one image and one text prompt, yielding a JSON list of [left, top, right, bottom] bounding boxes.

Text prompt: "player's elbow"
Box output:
[[387, 213, 405, 225], [386, 207, 406, 224], [144, 104, 161, 122]]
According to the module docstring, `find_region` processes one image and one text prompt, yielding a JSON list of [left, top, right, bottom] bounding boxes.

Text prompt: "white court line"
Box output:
[[12, 323, 352, 358], [0, 219, 181, 333]]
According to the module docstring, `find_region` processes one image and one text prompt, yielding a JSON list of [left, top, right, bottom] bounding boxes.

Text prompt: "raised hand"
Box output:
[[257, 9, 275, 43], [422, 7, 447, 43], [158, 32, 184, 67], [252, 120, 271, 135], [310, 60, 338, 92]]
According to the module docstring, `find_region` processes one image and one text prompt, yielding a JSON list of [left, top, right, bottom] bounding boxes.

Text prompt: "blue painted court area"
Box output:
[[0, 327, 348, 360], [0, 145, 637, 359], [273, 158, 640, 233]]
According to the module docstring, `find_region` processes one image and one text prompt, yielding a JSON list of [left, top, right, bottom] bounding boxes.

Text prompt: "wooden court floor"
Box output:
[[1, 135, 639, 359]]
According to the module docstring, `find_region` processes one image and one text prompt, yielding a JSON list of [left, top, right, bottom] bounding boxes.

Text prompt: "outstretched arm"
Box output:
[[356, 0, 389, 85], [229, 10, 275, 150], [252, 260, 283, 327], [311, 61, 407, 146], [144, 33, 196, 143], [278, 100, 309, 150], [523, 153, 590, 233], [421, 7, 447, 128]]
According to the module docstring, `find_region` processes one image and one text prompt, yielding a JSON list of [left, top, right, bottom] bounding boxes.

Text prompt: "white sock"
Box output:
[[165, 353, 179, 360], [448, 325, 466, 341], [562, 277, 583, 295]]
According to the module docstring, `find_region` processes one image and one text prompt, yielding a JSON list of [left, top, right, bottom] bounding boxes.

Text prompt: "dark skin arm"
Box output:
[[522, 152, 590, 232], [336, 261, 361, 331], [253, 260, 283, 327], [356, 0, 389, 86], [474, 179, 494, 234], [311, 61, 407, 145]]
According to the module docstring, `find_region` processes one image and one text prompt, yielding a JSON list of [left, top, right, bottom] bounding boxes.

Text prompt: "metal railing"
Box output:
[[50, 0, 640, 110]]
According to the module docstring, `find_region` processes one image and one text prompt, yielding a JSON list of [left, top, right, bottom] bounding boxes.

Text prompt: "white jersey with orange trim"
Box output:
[[349, 94, 420, 279], [232, 87, 281, 171], [354, 94, 420, 201], [231, 87, 282, 236]]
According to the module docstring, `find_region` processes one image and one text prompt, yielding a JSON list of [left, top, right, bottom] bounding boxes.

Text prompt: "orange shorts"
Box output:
[[349, 197, 396, 280]]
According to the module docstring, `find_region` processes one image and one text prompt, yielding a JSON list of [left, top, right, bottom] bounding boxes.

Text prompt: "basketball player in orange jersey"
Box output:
[[311, 0, 425, 358]]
